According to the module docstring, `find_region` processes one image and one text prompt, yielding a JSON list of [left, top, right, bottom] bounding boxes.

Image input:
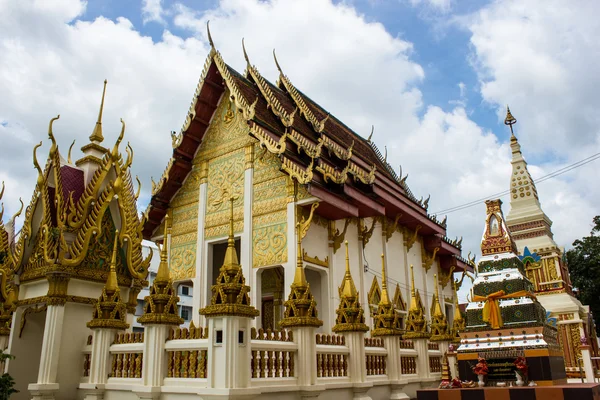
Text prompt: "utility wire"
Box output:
[[432, 151, 600, 215]]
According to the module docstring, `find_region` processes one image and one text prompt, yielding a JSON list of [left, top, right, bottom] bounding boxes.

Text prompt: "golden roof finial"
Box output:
[[273, 49, 283, 75], [48, 115, 60, 157], [367, 125, 374, 142], [206, 21, 215, 50], [453, 278, 463, 322], [432, 274, 443, 317], [105, 230, 120, 295], [90, 80, 107, 143], [242, 38, 250, 66], [293, 221, 308, 287], [67, 140, 75, 164], [380, 254, 391, 306], [340, 240, 358, 298], [155, 215, 171, 283], [409, 264, 418, 311], [504, 105, 517, 137], [222, 196, 241, 272]]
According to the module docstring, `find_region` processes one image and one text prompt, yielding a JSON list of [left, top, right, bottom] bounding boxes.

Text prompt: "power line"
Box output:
[[432, 151, 600, 215]]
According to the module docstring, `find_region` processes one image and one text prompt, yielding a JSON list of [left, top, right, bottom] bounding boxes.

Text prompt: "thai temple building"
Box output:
[[0, 31, 476, 400], [503, 108, 600, 377]]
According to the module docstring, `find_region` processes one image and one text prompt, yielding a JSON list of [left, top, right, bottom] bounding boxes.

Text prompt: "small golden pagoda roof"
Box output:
[[371, 254, 402, 337], [200, 198, 259, 319], [138, 217, 184, 326], [87, 230, 129, 330], [404, 265, 430, 339], [279, 204, 322, 328], [332, 241, 369, 333], [430, 274, 452, 341]]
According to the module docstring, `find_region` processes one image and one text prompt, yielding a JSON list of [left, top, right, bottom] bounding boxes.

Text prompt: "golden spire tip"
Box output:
[[105, 230, 120, 294], [155, 215, 171, 282], [89, 80, 107, 143], [207, 20, 215, 49]]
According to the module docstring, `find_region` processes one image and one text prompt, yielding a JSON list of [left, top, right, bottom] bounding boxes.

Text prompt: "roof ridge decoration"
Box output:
[[371, 254, 402, 337], [243, 39, 296, 128], [279, 202, 322, 328], [273, 50, 329, 133], [249, 122, 287, 155], [430, 273, 452, 341], [138, 216, 184, 326], [288, 129, 323, 159], [451, 278, 465, 343], [87, 230, 129, 330], [0, 185, 19, 336], [200, 197, 259, 319], [403, 265, 430, 339], [332, 241, 369, 333], [281, 156, 314, 185], [89, 79, 107, 143]]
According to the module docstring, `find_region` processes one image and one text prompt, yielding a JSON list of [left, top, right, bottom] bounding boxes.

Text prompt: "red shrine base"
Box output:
[[417, 383, 600, 400]]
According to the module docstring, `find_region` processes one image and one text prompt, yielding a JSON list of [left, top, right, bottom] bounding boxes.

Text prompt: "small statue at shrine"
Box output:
[[472, 357, 488, 387], [513, 356, 528, 386]]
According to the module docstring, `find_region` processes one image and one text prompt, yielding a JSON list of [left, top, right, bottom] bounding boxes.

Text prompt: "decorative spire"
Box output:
[[504, 105, 517, 138], [404, 265, 430, 339], [87, 229, 129, 330], [200, 198, 259, 319], [105, 230, 120, 295], [430, 274, 451, 341], [451, 278, 465, 343], [90, 80, 107, 143], [379, 254, 391, 306], [332, 241, 369, 333], [138, 215, 184, 326], [279, 205, 322, 328], [371, 254, 402, 337]]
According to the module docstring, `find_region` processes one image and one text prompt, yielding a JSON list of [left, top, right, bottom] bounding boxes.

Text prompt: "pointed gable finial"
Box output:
[[409, 264, 417, 310], [222, 196, 241, 272], [273, 49, 283, 75], [293, 221, 308, 288], [206, 20, 215, 51], [432, 274, 443, 317], [155, 214, 171, 283], [90, 80, 107, 143], [367, 125, 374, 142], [242, 37, 250, 66], [453, 278, 463, 322], [105, 230, 120, 295], [340, 240, 358, 299], [504, 105, 517, 137], [380, 254, 391, 306]]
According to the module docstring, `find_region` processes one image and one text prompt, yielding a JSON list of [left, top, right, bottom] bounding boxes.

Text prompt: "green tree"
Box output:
[[0, 350, 17, 400], [565, 215, 600, 335]]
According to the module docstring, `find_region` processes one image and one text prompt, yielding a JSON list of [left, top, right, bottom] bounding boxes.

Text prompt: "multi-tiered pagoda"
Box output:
[[457, 199, 566, 386]]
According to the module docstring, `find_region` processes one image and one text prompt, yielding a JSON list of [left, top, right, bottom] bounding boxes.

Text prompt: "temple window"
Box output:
[[489, 215, 500, 235]]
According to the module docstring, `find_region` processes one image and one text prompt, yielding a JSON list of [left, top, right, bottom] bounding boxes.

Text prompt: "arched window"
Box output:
[[489, 215, 500, 236]]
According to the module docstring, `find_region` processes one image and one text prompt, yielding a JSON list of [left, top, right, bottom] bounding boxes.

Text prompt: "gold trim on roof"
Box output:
[[274, 50, 329, 133], [249, 122, 287, 155], [302, 251, 329, 268], [281, 156, 313, 185], [289, 129, 323, 159], [243, 39, 296, 128]]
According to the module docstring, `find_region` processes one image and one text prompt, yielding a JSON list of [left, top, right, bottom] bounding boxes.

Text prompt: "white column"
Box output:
[[294, 326, 317, 387], [413, 338, 430, 379], [447, 349, 458, 380], [139, 324, 169, 395], [242, 164, 254, 315], [344, 331, 373, 400], [80, 328, 119, 400], [581, 345, 595, 383], [206, 316, 252, 389], [193, 175, 208, 327], [384, 336, 401, 382], [28, 304, 65, 400], [284, 201, 297, 301]]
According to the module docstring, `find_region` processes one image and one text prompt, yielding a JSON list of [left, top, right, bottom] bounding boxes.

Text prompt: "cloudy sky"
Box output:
[[1, 0, 599, 277]]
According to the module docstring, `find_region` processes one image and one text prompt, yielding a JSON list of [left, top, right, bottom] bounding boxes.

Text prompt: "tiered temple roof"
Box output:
[[143, 26, 469, 273]]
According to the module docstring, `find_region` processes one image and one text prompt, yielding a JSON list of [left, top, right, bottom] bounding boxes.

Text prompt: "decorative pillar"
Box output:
[[446, 345, 458, 380], [429, 274, 453, 359], [28, 272, 69, 400], [450, 280, 465, 347], [279, 204, 323, 394], [403, 265, 431, 379], [80, 233, 130, 400], [333, 241, 371, 399], [194, 160, 208, 327], [242, 145, 255, 319], [136, 217, 184, 399], [200, 197, 259, 391], [580, 342, 595, 383], [371, 254, 407, 400]]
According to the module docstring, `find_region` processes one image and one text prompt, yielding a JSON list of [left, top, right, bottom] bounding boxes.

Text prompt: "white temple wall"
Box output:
[[8, 307, 45, 400]]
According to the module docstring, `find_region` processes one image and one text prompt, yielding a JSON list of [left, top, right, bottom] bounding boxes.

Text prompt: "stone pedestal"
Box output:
[[581, 345, 595, 383], [207, 315, 252, 389], [293, 326, 318, 387], [344, 331, 367, 383], [413, 338, 430, 379]]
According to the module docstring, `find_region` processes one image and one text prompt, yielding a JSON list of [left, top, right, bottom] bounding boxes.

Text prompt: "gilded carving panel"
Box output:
[[252, 143, 288, 267], [170, 202, 198, 281]]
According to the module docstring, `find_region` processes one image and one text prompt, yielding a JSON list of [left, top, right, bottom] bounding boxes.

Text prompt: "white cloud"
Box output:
[[0, 0, 597, 270], [142, 0, 166, 24], [409, 0, 452, 13]]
